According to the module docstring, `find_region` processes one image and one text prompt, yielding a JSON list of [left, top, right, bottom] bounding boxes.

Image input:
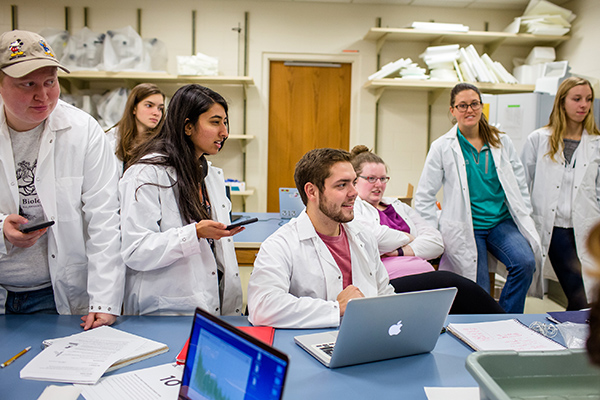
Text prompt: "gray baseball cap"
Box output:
[[0, 30, 70, 78]]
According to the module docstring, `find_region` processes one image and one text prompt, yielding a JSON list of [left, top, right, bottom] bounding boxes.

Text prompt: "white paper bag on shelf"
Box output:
[[144, 38, 168, 72], [60, 27, 105, 70], [95, 87, 130, 129], [104, 26, 151, 72], [177, 53, 219, 76]]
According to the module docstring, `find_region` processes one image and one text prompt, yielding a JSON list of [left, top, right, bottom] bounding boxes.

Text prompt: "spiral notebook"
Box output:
[[447, 319, 565, 352]]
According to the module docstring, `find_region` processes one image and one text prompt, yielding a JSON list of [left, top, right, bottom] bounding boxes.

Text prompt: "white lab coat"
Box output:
[[119, 157, 243, 316], [105, 126, 124, 178], [414, 125, 543, 297], [0, 99, 124, 315], [354, 197, 444, 260], [521, 127, 600, 301], [247, 211, 395, 329]]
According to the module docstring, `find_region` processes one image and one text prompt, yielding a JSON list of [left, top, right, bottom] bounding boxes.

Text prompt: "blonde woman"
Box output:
[[521, 77, 600, 310]]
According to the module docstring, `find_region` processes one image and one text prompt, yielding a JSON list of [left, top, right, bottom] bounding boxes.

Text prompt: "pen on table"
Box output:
[[1, 346, 31, 368]]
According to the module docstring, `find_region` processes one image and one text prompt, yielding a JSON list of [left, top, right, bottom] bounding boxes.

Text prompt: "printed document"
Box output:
[[21, 330, 146, 384], [78, 363, 183, 400]]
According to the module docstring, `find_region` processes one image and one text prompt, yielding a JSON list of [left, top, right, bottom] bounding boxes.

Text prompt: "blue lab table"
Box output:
[[0, 313, 564, 399]]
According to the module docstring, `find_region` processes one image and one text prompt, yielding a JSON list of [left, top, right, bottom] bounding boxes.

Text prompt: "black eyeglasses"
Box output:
[[359, 175, 390, 184], [453, 101, 482, 112]]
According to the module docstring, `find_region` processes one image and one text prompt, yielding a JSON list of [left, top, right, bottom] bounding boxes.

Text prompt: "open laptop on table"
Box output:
[[179, 308, 289, 400], [294, 287, 457, 368], [279, 187, 305, 219]]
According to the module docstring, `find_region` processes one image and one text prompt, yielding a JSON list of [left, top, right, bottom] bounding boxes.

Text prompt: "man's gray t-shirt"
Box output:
[[0, 123, 51, 292]]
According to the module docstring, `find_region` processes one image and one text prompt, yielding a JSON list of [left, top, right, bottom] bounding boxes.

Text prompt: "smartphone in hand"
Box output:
[[226, 217, 258, 230], [19, 220, 55, 234]]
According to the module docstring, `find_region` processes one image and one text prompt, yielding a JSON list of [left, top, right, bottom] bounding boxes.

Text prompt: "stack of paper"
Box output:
[[504, 0, 575, 36], [21, 326, 169, 385], [458, 45, 518, 84], [399, 63, 428, 80], [447, 319, 566, 352], [368, 58, 413, 80], [419, 45, 459, 82], [410, 21, 469, 33]]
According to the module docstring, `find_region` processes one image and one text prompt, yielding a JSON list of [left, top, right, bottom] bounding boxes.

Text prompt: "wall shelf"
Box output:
[[364, 27, 570, 56], [364, 79, 536, 104], [230, 189, 254, 196], [58, 71, 253, 92]]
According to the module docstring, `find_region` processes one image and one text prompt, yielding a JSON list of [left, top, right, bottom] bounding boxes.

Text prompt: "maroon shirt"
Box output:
[[317, 225, 353, 288]]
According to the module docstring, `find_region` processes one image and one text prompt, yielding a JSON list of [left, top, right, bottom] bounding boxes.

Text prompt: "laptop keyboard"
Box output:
[[316, 342, 336, 356]]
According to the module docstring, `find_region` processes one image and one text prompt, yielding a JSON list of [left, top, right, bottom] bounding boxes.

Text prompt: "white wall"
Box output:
[[1, 1, 532, 211], [558, 0, 600, 82]]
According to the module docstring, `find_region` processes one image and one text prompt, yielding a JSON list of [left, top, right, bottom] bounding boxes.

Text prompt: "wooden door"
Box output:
[[267, 60, 351, 212]]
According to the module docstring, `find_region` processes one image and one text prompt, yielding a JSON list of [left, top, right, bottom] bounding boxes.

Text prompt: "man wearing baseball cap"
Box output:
[[0, 30, 124, 330]]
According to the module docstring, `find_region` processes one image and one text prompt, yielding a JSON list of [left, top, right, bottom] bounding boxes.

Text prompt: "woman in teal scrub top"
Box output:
[[414, 83, 542, 313]]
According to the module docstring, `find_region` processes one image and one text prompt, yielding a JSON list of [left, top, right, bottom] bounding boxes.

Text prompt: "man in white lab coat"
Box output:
[[247, 148, 394, 329], [0, 30, 124, 329], [247, 148, 504, 329]]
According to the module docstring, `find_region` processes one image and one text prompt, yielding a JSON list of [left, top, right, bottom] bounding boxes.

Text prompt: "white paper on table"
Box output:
[[424, 387, 479, 400], [78, 363, 183, 400], [20, 333, 145, 384], [37, 385, 82, 400]]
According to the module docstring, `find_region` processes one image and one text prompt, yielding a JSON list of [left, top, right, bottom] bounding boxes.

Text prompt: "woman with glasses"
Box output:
[[119, 84, 243, 315], [351, 145, 442, 278], [414, 82, 542, 313], [521, 77, 600, 310]]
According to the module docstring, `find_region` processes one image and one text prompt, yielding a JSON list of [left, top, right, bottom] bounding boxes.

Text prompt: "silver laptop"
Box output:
[[279, 187, 305, 219], [294, 287, 457, 368]]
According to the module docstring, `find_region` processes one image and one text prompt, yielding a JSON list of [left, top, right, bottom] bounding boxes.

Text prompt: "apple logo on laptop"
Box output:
[[388, 321, 403, 336]]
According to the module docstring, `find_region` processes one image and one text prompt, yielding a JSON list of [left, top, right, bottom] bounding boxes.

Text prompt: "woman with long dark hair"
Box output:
[[414, 82, 542, 313], [119, 84, 243, 315]]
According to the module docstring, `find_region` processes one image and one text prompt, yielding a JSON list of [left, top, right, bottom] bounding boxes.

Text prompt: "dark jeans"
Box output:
[[474, 218, 536, 313], [5, 285, 58, 314], [548, 227, 588, 311], [390, 270, 505, 314]]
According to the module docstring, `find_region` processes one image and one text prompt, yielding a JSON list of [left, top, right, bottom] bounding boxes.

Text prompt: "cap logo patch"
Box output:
[[38, 39, 54, 57], [9, 39, 25, 59]]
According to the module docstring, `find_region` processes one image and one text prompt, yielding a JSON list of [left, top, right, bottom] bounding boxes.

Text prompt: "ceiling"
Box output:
[[240, 0, 571, 11]]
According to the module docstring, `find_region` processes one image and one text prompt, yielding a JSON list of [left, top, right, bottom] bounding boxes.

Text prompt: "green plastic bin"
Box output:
[[465, 349, 600, 400]]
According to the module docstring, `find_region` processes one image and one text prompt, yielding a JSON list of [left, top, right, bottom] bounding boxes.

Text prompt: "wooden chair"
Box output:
[[398, 183, 414, 206]]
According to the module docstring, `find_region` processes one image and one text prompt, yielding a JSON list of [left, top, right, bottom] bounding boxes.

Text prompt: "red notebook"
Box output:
[[176, 326, 275, 364]]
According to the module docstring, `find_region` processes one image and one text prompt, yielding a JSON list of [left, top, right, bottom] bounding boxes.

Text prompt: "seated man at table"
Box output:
[[247, 148, 503, 329], [0, 30, 123, 329]]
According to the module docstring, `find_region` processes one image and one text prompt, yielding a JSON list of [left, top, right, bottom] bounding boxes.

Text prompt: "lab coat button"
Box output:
[[212, 271, 216, 275], [108, 307, 111, 311], [51, 254, 56, 258], [222, 204, 226, 208], [215, 307, 219, 312], [182, 238, 186, 242], [98, 306, 101, 310], [10, 182, 15, 186]]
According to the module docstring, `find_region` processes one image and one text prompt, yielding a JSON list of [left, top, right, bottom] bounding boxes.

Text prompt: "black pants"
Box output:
[[548, 227, 588, 311], [390, 271, 505, 314]]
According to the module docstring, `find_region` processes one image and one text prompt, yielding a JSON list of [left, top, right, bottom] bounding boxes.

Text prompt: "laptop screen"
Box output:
[[179, 308, 289, 400], [279, 188, 305, 219]]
